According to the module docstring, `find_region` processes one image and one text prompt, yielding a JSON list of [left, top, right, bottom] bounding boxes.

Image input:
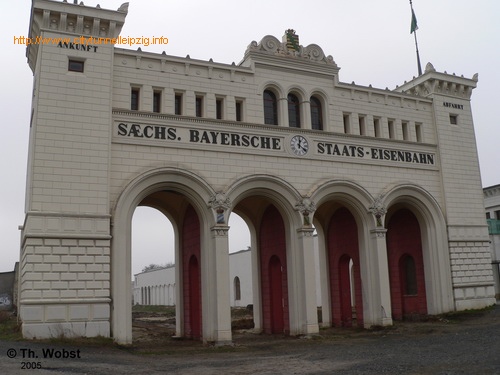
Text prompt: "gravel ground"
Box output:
[[2, 305, 499, 374]]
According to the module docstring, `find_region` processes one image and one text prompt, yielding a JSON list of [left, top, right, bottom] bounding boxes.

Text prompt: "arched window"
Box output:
[[234, 276, 241, 301], [288, 93, 301, 128], [310, 96, 323, 130], [263, 90, 278, 125]]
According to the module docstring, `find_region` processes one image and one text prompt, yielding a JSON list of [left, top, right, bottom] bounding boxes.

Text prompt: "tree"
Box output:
[[141, 262, 174, 273]]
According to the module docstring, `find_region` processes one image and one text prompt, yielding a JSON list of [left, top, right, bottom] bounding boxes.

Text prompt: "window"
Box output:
[[153, 90, 161, 113], [359, 115, 366, 135], [68, 59, 84, 73], [131, 88, 139, 111], [450, 114, 458, 125], [496, 210, 500, 220], [263, 90, 278, 125], [287, 93, 301, 128], [235, 100, 243, 122], [174, 93, 182, 115], [234, 277, 241, 301], [388, 119, 395, 139], [343, 113, 351, 134], [310, 96, 323, 130], [195, 96, 203, 117], [415, 123, 422, 142], [216, 98, 223, 120], [486, 212, 491, 219], [402, 255, 417, 296], [374, 118, 381, 138], [402, 121, 409, 140]]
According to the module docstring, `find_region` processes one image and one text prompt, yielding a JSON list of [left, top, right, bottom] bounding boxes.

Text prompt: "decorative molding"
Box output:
[[295, 197, 316, 227], [246, 33, 337, 66], [208, 192, 231, 224], [368, 194, 387, 227]]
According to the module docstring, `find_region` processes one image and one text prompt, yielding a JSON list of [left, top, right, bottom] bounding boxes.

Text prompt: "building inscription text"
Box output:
[[116, 122, 435, 165]]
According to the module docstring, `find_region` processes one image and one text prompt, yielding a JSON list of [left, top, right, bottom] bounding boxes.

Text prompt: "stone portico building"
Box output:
[[19, 0, 495, 344]]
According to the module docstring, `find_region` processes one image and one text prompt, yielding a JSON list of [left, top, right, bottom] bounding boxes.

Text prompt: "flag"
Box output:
[[410, 8, 418, 34]]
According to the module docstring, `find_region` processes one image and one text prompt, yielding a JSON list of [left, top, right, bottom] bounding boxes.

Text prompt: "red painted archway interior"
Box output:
[[328, 207, 364, 327], [387, 208, 428, 319], [259, 205, 289, 334]]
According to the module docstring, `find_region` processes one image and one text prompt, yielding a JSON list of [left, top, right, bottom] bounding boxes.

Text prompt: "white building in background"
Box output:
[[133, 265, 176, 306], [484, 185, 500, 300], [228, 249, 253, 307], [133, 250, 255, 308]]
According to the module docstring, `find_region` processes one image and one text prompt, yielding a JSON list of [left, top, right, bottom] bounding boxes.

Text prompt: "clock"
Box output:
[[290, 135, 309, 156]]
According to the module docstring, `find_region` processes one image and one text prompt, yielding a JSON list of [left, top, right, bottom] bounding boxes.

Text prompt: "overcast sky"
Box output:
[[1, 0, 499, 274]]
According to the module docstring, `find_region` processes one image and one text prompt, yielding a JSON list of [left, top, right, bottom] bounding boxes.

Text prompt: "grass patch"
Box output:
[[132, 305, 176, 316], [46, 334, 115, 347], [436, 305, 495, 322], [0, 311, 22, 341]]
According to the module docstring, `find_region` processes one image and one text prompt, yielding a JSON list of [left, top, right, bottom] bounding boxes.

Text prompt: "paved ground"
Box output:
[[1, 305, 500, 374]]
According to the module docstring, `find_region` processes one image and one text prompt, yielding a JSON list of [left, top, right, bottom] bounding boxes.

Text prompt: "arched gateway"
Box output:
[[19, 1, 495, 344]]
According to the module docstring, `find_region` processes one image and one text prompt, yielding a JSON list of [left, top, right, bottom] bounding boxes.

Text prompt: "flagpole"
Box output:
[[410, 0, 423, 76]]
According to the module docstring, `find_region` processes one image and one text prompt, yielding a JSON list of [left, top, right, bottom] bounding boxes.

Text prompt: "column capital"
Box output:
[[370, 228, 387, 238], [297, 227, 316, 237], [211, 225, 230, 237]]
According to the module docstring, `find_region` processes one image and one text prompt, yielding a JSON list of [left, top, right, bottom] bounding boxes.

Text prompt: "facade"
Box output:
[[484, 185, 500, 300], [20, 0, 495, 344]]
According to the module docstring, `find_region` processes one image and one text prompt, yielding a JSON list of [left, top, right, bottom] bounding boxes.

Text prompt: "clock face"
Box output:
[[290, 135, 309, 156]]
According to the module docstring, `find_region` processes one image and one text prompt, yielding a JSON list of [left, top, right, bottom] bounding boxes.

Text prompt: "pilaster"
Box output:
[[369, 228, 393, 326], [295, 227, 320, 335], [208, 225, 232, 344]]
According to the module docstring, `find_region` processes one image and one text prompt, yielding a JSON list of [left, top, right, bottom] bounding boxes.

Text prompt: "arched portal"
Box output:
[[327, 207, 363, 327], [259, 205, 289, 334], [386, 208, 427, 319], [111, 168, 218, 344]]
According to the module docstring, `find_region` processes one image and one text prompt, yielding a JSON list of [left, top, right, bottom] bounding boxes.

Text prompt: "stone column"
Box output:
[[294, 198, 319, 335], [208, 225, 232, 344], [207, 193, 232, 344], [370, 228, 393, 326], [369, 195, 393, 326]]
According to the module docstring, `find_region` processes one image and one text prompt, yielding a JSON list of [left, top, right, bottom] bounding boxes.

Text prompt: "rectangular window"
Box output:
[[415, 123, 423, 142], [450, 114, 458, 125], [496, 210, 500, 220], [374, 118, 381, 138], [402, 121, 409, 140], [388, 119, 395, 139], [195, 96, 203, 117], [486, 212, 491, 219], [343, 114, 351, 134], [235, 100, 243, 122], [68, 59, 84, 73], [153, 90, 161, 113], [174, 93, 182, 115], [216, 98, 223, 120], [131, 88, 139, 111], [359, 115, 366, 136]]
